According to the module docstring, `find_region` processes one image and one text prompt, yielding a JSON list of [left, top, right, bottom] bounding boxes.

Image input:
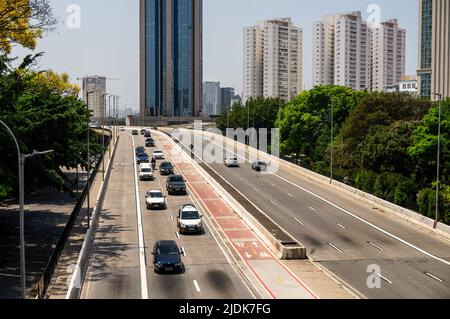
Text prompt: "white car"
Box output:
[[153, 149, 165, 160], [177, 204, 204, 234], [139, 163, 154, 181], [145, 190, 167, 210], [224, 157, 239, 167]]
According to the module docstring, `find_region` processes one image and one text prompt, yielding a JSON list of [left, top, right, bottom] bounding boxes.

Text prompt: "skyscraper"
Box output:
[[372, 19, 406, 92], [202, 82, 221, 117], [140, 0, 203, 118], [417, 0, 450, 100], [313, 12, 406, 92], [243, 18, 303, 103], [82, 76, 107, 119], [313, 12, 372, 91]]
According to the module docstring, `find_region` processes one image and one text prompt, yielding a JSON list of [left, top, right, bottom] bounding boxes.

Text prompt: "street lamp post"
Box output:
[[432, 93, 442, 227], [1, 119, 54, 299], [330, 100, 334, 184]]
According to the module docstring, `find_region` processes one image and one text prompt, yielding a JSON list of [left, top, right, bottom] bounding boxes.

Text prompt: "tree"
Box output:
[[276, 85, 366, 161], [341, 92, 430, 167], [0, 0, 56, 53], [356, 121, 416, 175], [408, 98, 450, 188]]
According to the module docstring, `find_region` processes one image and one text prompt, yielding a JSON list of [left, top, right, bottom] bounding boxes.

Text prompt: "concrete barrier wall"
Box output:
[[194, 129, 450, 241], [65, 136, 120, 299]]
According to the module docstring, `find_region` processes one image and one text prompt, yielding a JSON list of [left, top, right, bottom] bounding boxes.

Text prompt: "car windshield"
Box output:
[[170, 176, 183, 183], [139, 154, 148, 159], [141, 168, 152, 173], [149, 192, 163, 198], [182, 210, 200, 220], [158, 245, 179, 256], [161, 163, 172, 168]]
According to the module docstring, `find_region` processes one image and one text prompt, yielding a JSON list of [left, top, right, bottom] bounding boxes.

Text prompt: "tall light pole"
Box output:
[[0, 120, 53, 299], [432, 93, 442, 227], [330, 99, 334, 184]]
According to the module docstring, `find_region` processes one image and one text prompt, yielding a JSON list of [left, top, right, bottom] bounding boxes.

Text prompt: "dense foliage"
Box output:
[[218, 86, 449, 223], [0, 54, 101, 200]]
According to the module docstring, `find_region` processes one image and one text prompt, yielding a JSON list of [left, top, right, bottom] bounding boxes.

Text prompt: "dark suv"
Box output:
[[160, 162, 174, 175], [135, 146, 145, 156], [152, 241, 184, 274], [145, 138, 155, 148], [166, 175, 187, 195]]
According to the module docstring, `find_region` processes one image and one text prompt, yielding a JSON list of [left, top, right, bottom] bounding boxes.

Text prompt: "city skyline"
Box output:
[[12, 0, 420, 112]]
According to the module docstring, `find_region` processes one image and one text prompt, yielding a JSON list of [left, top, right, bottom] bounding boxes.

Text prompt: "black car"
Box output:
[[145, 138, 155, 148], [140, 129, 146, 135], [135, 146, 145, 156], [166, 175, 187, 195], [252, 161, 267, 172], [132, 129, 139, 136], [152, 241, 184, 274], [144, 131, 152, 138], [137, 153, 149, 164], [160, 162, 174, 175]]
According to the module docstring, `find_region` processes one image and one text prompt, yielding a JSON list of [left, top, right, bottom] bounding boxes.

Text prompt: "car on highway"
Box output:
[[153, 149, 165, 160], [224, 157, 239, 167], [152, 241, 184, 274], [166, 175, 187, 195], [139, 163, 154, 181], [140, 129, 146, 135], [144, 130, 152, 138], [177, 204, 204, 234], [132, 129, 139, 136], [145, 138, 155, 148], [119, 127, 125, 131], [145, 190, 167, 210], [135, 146, 145, 156], [160, 162, 174, 175], [252, 160, 267, 172], [137, 153, 150, 164]]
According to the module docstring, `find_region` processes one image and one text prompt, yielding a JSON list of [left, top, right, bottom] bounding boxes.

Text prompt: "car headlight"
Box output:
[[180, 223, 186, 228], [182, 185, 186, 189], [169, 185, 173, 189], [197, 222, 203, 228], [175, 262, 182, 267]]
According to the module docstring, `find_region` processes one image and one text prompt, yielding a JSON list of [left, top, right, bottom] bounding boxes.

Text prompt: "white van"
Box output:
[[139, 163, 154, 181]]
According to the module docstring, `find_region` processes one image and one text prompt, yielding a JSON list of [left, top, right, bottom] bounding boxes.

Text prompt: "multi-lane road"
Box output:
[[78, 127, 450, 299], [171, 128, 450, 299], [80, 130, 254, 299]]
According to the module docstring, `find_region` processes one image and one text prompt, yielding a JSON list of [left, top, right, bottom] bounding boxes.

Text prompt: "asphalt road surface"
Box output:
[[177, 129, 450, 299], [80, 131, 254, 299]]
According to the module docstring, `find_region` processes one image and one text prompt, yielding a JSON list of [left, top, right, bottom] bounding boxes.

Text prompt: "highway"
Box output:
[[172, 128, 450, 299], [80, 130, 254, 299]]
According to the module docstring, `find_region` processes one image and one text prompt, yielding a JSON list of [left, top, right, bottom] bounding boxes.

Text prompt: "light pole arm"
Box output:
[[0, 120, 21, 160]]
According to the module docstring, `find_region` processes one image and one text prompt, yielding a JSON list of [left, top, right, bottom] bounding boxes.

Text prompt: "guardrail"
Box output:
[[34, 135, 112, 299]]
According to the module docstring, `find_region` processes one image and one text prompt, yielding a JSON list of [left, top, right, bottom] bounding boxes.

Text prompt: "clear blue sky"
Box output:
[[13, 0, 419, 112]]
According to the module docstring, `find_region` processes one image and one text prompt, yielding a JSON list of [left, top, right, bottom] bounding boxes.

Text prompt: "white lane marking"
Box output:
[[175, 231, 180, 239], [270, 200, 280, 208], [309, 206, 317, 212], [337, 223, 347, 230], [193, 280, 201, 292], [367, 241, 384, 251], [252, 186, 259, 192], [293, 218, 304, 227], [132, 136, 149, 300], [169, 214, 174, 221], [377, 273, 393, 285], [425, 272, 444, 283], [327, 242, 344, 253], [181, 246, 187, 257], [288, 193, 295, 198], [198, 134, 450, 267]]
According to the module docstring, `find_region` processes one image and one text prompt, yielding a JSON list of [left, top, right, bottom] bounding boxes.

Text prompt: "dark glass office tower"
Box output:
[[140, 0, 203, 117], [417, 0, 450, 100]]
